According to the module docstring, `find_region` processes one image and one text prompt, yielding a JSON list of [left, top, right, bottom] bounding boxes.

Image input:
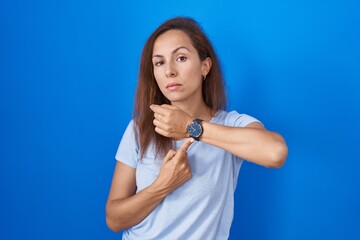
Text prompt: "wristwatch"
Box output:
[[186, 119, 203, 141]]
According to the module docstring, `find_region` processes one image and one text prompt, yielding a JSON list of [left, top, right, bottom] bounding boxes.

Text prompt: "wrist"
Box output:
[[148, 178, 171, 198]]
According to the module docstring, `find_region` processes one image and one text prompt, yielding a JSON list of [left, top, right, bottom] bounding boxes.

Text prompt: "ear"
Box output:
[[201, 57, 212, 76]]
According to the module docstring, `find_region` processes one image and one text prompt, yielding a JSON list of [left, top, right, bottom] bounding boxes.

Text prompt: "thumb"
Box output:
[[178, 138, 195, 153]]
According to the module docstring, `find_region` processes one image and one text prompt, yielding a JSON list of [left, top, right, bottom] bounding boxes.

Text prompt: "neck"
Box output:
[[171, 99, 214, 121]]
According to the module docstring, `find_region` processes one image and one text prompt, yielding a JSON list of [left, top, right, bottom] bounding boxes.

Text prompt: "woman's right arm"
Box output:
[[105, 138, 194, 232]]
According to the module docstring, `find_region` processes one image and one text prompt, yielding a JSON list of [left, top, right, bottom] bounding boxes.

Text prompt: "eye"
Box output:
[[176, 56, 187, 62], [154, 60, 164, 66]]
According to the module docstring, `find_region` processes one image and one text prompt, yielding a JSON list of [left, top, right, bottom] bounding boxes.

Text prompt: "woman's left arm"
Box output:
[[150, 104, 288, 168], [201, 121, 288, 168]]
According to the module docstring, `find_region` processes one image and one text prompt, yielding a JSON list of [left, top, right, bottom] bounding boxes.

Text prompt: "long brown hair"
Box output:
[[134, 17, 226, 157]]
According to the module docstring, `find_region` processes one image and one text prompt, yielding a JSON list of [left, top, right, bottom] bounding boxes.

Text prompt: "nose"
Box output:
[[165, 62, 177, 78]]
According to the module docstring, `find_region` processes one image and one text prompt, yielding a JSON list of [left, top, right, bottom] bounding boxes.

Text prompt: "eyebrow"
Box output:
[[152, 46, 191, 58]]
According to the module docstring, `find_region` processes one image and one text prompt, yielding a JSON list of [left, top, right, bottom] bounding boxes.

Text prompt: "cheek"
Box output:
[[183, 64, 202, 79], [153, 69, 162, 85]]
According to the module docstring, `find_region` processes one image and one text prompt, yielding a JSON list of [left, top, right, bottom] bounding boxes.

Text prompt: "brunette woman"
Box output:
[[106, 17, 288, 240]]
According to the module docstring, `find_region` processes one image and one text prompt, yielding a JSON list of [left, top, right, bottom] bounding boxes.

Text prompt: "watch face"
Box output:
[[188, 121, 203, 138]]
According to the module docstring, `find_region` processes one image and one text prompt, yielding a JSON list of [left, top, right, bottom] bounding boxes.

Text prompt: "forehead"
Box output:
[[153, 30, 195, 54]]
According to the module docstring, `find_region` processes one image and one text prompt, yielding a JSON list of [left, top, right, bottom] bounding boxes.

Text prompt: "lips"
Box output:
[[166, 82, 182, 90]]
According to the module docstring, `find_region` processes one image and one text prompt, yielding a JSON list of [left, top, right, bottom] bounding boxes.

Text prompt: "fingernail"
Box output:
[[190, 138, 194, 143]]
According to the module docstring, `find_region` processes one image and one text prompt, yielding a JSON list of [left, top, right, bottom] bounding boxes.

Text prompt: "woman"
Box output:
[[106, 17, 288, 239]]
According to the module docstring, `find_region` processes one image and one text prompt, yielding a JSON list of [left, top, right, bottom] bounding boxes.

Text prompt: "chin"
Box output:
[[163, 95, 185, 103]]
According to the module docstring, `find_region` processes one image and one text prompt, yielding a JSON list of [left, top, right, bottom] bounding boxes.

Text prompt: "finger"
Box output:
[[163, 149, 176, 162], [178, 138, 194, 153], [153, 113, 162, 121], [150, 104, 168, 116], [160, 104, 176, 110], [153, 118, 162, 127], [154, 126, 170, 137]]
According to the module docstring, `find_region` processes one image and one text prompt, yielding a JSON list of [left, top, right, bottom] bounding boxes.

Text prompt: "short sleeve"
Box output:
[[224, 111, 263, 128], [115, 120, 139, 169]]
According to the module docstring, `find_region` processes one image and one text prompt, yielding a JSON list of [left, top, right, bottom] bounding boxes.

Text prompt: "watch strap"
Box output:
[[194, 118, 203, 141]]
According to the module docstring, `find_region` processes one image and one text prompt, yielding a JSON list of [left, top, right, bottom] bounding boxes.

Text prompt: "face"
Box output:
[[152, 30, 211, 104]]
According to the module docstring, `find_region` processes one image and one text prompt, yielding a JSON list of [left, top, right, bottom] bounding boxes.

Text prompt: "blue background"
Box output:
[[1, 0, 359, 239]]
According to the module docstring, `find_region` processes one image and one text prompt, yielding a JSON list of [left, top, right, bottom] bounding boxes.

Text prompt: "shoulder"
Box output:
[[115, 119, 140, 168], [123, 119, 139, 139]]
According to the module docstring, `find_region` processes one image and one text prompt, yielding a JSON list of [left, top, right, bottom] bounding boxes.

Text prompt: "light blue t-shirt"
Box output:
[[115, 110, 261, 240]]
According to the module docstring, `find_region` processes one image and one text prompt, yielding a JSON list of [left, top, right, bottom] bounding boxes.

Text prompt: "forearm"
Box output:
[[201, 122, 288, 168], [106, 181, 169, 232], [106, 140, 194, 232]]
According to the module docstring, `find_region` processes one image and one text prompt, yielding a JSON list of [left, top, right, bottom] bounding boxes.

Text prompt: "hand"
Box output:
[[150, 104, 193, 139], [154, 138, 194, 194]]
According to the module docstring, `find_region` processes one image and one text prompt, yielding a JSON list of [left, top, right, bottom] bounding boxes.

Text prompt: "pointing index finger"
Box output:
[[179, 138, 195, 152]]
